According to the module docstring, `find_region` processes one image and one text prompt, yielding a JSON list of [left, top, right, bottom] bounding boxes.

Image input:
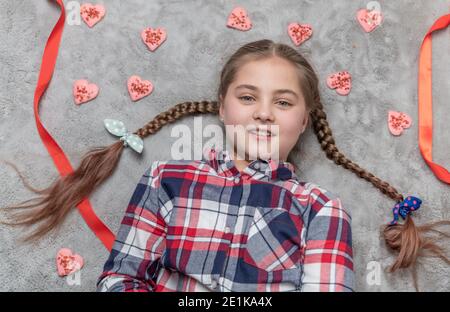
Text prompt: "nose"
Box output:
[[252, 101, 274, 123]]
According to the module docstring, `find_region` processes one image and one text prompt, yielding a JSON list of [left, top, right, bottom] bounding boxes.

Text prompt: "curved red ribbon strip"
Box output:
[[33, 0, 115, 250], [418, 14, 450, 184]]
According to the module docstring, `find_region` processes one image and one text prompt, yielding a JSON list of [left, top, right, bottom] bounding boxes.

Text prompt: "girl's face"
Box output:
[[219, 56, 309, 162]]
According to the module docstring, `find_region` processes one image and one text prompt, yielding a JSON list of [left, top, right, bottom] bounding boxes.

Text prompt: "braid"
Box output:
[[309, 95, 450, 291], [135, 101, 220, 138], [0, 100, 220, 242], [310, 97, 403, 202]]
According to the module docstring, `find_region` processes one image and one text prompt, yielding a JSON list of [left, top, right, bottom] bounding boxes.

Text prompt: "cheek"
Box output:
[[223, 99, 251, 123], [277, 114, 304, 150], [279, 113, 304, 137]]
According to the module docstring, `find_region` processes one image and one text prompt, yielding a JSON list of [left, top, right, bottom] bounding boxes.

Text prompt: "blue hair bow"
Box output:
[[104, 119, 144, 153], [389, 196, 422, 225]]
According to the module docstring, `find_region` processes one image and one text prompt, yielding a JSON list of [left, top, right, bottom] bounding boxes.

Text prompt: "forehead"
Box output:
[[231, 57, 303, 95]]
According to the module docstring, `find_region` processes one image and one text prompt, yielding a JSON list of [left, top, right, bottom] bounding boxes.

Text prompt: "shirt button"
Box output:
[[224, 226, 230, 233], [234, 177, 240, 183], [211, 279, 218, 289]]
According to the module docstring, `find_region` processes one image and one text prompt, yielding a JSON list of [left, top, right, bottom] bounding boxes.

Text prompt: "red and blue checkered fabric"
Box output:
[[97, 147, 354, 292]]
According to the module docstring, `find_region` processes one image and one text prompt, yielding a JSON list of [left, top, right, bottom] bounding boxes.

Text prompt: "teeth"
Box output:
[[250, 130, 272, 136]]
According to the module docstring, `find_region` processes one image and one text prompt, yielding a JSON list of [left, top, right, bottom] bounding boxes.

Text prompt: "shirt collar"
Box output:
[[202, 146, 297, 181]]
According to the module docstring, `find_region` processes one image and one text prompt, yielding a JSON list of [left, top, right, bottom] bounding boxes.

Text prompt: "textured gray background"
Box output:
[[0, 0, 449, 292]]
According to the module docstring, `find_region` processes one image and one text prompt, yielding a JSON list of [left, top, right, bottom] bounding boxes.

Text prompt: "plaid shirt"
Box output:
[[97, 147, 354, 292]]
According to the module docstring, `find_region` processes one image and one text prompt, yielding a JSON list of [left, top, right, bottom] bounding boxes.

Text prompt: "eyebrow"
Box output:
[[234, 84, 299, 99]]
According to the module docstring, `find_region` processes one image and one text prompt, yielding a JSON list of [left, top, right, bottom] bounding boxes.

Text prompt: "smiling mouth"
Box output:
[[247, 128, 275, 140]]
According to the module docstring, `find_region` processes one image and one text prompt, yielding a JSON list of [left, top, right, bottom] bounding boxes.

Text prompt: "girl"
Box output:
[[2, 39, 448, 292]]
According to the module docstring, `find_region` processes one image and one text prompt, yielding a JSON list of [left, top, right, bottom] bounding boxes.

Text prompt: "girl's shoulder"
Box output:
[[280, 177, 340, 203], [286, 180, 349, 217], [144, 158, 212, 180], [296, 181, 341, 203]]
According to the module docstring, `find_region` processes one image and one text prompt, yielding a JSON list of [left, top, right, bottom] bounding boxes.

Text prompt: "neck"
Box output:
[[233, 159, 250, 172]]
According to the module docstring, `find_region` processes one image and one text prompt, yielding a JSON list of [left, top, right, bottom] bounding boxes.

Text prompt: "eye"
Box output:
[[239, 95, 254, 102], [277, 100, 293, 107]]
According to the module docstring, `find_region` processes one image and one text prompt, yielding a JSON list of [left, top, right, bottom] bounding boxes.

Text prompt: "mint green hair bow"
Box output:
[[104, 119, 144, 153]]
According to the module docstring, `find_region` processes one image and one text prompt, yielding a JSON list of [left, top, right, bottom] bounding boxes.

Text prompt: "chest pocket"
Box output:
[[243, 206, 303, 272]]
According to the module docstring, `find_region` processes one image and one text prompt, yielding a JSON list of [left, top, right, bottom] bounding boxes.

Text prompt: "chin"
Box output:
[[245, 145, 276, 161]]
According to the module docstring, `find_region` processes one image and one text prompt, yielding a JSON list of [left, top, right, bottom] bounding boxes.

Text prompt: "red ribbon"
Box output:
[[418, 14, 450, 184], [33, 0, 115, 250]]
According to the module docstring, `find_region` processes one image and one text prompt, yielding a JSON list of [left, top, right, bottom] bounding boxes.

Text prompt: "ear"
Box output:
[[301, 114, 309, 134]]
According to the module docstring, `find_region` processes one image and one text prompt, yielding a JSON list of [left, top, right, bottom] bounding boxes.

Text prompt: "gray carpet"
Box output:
[[0, 0, 449, 291]]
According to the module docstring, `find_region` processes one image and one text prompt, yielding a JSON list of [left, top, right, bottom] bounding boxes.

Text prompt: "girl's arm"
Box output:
[[96, 161, 169, 292], [300, 196, 354, 292]]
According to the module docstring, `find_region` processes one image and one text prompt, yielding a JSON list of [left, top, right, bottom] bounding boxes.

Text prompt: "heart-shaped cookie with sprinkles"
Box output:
[[357, 8, 383, 33], [388, 110, 412, 136], [326, 71, 352, 96], [226, 7, 252, 31], [56, 248, 84, 277], [73, 79, 99, 105], [80, 3, 106, 28], [288, 22, 313, 46], [141, 27, 167, 52], [127, 75, 153, 101]]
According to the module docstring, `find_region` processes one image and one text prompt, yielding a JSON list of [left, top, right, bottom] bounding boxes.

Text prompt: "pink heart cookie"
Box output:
[[357, 9, 383, 33], [141, 27, 167, 52], [73, 79, 99, 105], [127, 75, 153, 101], [226, 7, 252, 31], [56, 248, 84, 277], [388, 110, 412, 136], [288, 23, 313, 46], [326, 71, 352, 96], [80, 3, 106, 28]]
